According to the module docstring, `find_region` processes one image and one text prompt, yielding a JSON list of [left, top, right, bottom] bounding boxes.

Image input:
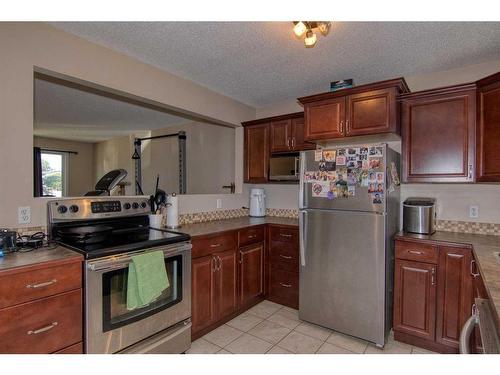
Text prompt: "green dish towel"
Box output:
[[127, 250, 170, 310]]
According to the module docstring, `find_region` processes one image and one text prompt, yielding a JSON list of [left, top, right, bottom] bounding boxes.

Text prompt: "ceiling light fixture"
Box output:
[[293, 21, 332, 48]]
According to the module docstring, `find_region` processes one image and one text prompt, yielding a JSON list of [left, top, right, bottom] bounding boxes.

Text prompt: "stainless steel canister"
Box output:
[[403, 198, 436, 234]]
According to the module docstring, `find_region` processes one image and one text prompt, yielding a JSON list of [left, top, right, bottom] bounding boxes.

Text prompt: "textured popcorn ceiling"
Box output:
[[50, 22, 500, 107]]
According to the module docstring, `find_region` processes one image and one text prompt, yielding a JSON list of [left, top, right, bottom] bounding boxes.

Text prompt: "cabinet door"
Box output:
[[270, 119, 291, 153], [244, 124, 270, 183], [476, 78, 500, 181], [215, 249, 238, 320], [291, 116, 315, 151], [346, 88, 397, 136], [402, 89, 476, 183], [239, 243, 264, 306], [435, 246, 473, 349], [191, 255, 216, 333], [393, 259, 437, 340], [304, 97, 345, 141]]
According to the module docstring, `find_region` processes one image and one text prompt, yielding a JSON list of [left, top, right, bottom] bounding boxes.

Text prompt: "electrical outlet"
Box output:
[[18, 206, 31, 224], [469, 205, 479, 218], [216, 199, 222, 209]]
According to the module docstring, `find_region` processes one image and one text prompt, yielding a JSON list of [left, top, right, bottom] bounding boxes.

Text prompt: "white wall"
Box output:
[[254, 59, 500, 223], [0, 22, 254, 229]]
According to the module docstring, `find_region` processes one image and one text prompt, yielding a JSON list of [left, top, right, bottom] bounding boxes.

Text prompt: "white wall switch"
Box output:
[[216, 199, 222, 209], [469, 205, 479, 218], [18, 206, 31, 224]]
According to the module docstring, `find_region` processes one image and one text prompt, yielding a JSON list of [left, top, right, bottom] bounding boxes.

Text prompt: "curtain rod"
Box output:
[[40, 148, 79, 155]]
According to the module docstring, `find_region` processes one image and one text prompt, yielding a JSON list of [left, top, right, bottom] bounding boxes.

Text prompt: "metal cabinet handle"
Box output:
[[216, 256, 221, 271], [470, 260, 480, 277], [279, 283, 292, 288], [280, 233, 292, 238], [27, 322, 58, 335], [287, 138, 290, 148], [346, 120, 350, 134], [279, 254, 292, 259], [26, 279, 57, 289], [431, 268, 436, 286], [248, 235, 256, 239], [291, 138, 295, 149], [212, 257, 217, 273], [468, 164, 473, 179], [210, 243, 222, 248], [408, 250, 424, 255], [239, 251, 243, 264], [339, 121, 344, 134]]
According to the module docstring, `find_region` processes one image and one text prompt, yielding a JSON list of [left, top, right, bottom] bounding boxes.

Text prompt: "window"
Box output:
[[41, 151, 67, 197]]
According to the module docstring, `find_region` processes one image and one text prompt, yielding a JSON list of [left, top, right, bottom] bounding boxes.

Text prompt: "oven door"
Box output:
[[85, 242, 191, 354]]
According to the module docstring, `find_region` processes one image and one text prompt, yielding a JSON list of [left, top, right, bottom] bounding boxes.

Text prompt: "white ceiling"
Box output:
[[34, 77, 191, 142], [50, 22, 500, 107]]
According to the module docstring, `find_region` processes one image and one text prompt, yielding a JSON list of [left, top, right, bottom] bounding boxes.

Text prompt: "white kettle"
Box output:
[[249, 188, 266, 217]]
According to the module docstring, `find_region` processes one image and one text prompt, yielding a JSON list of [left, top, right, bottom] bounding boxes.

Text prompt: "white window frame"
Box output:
[[41, 150, 68, 197]]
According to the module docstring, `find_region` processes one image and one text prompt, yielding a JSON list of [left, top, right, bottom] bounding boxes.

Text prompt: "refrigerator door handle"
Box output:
[[299, 210, 307, 266], [298, 152, 306, 209]]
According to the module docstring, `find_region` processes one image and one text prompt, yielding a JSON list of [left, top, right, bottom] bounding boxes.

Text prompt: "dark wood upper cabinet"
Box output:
[[435, 246, 473, 349], [270, 119, 292, 153], [401, 85, 476, 183], [299, 78, 409, 141], [243, 123, 269, 183], [291, 116, 315, 151], [304, 97, 346, 140], [476, 72, 500, 182], [346, 88, 398, 136], [393, 259, 437, 341]]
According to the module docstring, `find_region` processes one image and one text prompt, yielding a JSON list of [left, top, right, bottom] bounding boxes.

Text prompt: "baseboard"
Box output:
[[394, 331, 457, 354]]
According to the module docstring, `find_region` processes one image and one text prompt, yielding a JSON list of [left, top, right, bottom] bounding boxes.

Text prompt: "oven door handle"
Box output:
[[87, 243, 192, 272]]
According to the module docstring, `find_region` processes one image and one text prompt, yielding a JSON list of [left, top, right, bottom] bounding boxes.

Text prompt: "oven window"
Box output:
[[102, 254, 183, 332]]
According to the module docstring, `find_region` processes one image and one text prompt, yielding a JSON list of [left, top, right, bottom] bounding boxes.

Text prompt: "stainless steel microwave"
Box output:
[[269, 153, 300, 181]]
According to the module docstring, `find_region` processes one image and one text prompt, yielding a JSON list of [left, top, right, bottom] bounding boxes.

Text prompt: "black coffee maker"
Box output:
[[0, 229, 17, 253]]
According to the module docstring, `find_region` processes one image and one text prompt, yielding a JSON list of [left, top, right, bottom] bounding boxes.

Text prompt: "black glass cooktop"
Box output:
[[53, 217, 190, 259]]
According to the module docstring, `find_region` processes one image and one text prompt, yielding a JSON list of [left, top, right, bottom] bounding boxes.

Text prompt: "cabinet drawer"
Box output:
[[54, 342, 83, 354], [0, 261, 82, 309], [268, 268, 299, 309], [269, 226, 299, 248], [192, 231, 238, 259], [395, 240, 438, 264], [270, 246, 299, 273], [238, 226, 265, 247], [0, 289, 82, 354]]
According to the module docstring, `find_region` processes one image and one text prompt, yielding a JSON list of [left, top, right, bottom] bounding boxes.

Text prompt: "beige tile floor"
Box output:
[[186, 300, 438, 354]]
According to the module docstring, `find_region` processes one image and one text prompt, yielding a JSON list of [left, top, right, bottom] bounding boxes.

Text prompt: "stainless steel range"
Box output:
[[47, 197, 192, 354]]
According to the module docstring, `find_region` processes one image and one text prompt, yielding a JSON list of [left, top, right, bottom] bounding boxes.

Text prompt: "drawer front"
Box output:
[[269, 226, 299, 248], [270, 246, 299, 273], [268, 268, 299, 309], [0, 289, 83, 354], [192, 231, 238, 259], [238, 226, 265, 247], [395, 240, 438, 264], [0, 261, 82, 309], [54, 342, 83, 354]]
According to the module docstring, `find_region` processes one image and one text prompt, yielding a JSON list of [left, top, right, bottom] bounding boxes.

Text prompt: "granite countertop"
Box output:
[[179, 216, 299, 238], [396, 231, 500, 330], [0, 245, 82, 273]]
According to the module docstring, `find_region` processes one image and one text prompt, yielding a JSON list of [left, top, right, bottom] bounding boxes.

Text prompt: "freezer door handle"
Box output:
[[299, 210, 307, 266], [298, 152, 306, 209]]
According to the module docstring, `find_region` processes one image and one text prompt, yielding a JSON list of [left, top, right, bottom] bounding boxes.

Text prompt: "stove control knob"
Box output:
[[123, 203, 131, 210], [140, 202, 147, 209], [69, 205, 79, 213], [57, 205, 68, 214], [132, 202, 139, 209]]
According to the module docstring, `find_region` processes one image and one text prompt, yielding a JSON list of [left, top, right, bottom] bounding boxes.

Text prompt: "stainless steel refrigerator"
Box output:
[[298, 143, 400, 347]]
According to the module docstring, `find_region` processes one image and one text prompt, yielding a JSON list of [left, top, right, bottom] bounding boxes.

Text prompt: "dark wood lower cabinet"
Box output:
[[191, 256, 216, 334], [394, 238, 475, 353], [216, 249, 238, 319], [393, 259, 437, 341], [435, 246, 473, 349], [239, 243, 264, 307]]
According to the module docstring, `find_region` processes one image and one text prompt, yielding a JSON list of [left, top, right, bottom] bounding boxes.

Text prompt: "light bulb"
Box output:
[[293, 21, 307, 37], [318, 22, 331, 36], [304, 30, 317, 48]]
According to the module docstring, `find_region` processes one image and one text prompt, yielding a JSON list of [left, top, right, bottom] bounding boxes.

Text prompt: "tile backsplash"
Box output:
[[435, 219, 500, 236]]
